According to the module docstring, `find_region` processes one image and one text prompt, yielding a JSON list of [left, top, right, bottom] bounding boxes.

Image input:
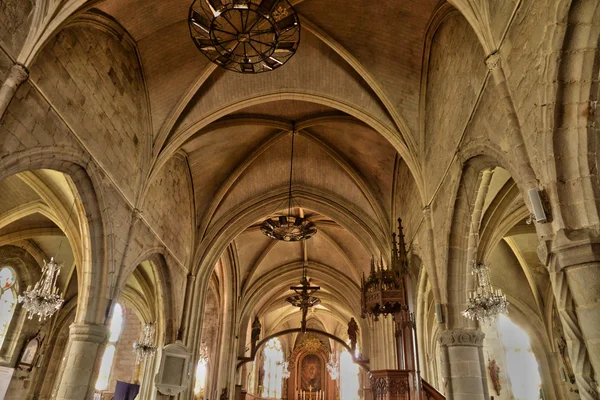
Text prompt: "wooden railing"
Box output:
[[421, 379, 445, 400]]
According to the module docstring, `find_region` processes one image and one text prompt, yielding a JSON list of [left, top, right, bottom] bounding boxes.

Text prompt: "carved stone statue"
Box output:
[[348, 317, 359, 353], [251, 316, 261, 351], [488, 359, 501, 395]]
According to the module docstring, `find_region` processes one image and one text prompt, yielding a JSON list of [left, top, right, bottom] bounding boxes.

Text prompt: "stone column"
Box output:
[[438, 329, 487, 400], [53, 323, 108, 400], [0, 63, 28, 120], [549, 231, 600, 399]]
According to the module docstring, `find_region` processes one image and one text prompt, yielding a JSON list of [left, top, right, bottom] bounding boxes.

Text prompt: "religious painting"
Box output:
[[300, 354, 322, 392], [18, 333, 42, 372]]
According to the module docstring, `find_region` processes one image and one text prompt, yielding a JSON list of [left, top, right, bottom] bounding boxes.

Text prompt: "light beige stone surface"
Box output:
[[0, 0, 597, 399]]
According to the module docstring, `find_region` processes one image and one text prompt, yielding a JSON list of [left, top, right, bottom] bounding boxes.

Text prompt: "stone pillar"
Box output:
[[438, 329, 487, 400], [550, 231, 600, 399], [0, 63, 28, 120], [53, 323, 108, 400]]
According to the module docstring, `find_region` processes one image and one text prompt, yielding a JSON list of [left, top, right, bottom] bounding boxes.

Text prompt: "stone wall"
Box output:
[[0, 0, 34, 58], [424, 11, 487, 200], [29, 22, 149, 202], [141, 154, 194, 267]]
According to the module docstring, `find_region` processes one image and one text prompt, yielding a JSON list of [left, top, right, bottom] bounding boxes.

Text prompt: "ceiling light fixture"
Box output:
[[133, 323, 158, 364], [462, 261, 509, 324], [261, 125, 317, 241], [18, 198, 78, 321], [188, 0, 300, 73], [286, 262, 320, 332]]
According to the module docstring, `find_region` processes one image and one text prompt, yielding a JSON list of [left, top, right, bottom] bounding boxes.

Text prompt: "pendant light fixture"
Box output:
[[18, 198, 78, 321], [462, 261, 509, 324], [188, 0, 300, 73], [261, 125, 317, 241]]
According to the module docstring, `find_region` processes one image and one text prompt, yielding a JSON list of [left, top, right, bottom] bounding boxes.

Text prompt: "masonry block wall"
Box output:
[[29, 23, 149, 202], [0, 0, 34, 57], [424, 11, 487, 199], [141, 154, 194, 266]]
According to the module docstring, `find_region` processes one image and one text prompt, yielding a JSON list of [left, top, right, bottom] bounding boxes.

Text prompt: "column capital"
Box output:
[[5, 63, 29, 88], [485, 52, 501, 71], [550, 229, 600, 271], [439, 328, 485, 347], [68, 323, 109, 344]]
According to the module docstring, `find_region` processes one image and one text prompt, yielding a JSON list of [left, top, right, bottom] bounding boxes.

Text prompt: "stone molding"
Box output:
[[550, 229, 600, 272], [485, 52, 501, 71], [438, 329, 485, 347], [5, 63, 29, 88], [68, 323, 109, 344]]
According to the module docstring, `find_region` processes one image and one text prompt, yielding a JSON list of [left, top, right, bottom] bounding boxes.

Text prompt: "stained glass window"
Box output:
[[95, 303, 124, 391], [340, 350, 359, 400], [261, 338, 284, 398], [0, 267, 17, 350]]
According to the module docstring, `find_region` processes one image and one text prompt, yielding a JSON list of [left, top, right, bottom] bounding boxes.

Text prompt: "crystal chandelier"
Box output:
[[188, 0, 300, 73], [18, 257, 64, 321], [286, 262, 320, 332], [133, 323, 157, 364], [261, 127, 317, 242], [462, 261, 509, 324], [326, 352, 339, 380]]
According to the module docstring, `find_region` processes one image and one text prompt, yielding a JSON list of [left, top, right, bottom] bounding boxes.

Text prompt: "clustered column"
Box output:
[[550, 232, 600, 399]]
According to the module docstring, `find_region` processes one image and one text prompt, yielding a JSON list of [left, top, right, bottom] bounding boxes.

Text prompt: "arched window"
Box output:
[[96, 304, 124, 391], [96, 344, 116, 390], [340, 350, 359, 400], [194, 359, 207, 395], [0, 267, 18, 350], [261, 338, 284, 398], [497, 315, 542, 399]]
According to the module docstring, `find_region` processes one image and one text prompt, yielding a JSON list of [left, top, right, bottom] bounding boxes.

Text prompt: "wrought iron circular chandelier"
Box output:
[[261, 127, 317, 241], [188, 0, 301, 73]]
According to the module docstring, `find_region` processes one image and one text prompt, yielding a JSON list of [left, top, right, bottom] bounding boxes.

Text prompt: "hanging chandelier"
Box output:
[[286, 262, 320, 332], [18, 257, 64, 321], [462, 261, 509, 324], [326, 352, 339, 380], [261, 128, 317, 241], [188, 0, 300, 73], [133, 323, 158, 364]]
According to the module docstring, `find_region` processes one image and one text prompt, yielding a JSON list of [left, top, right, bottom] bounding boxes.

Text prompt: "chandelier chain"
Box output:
[[288, 124, 296, 218]]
